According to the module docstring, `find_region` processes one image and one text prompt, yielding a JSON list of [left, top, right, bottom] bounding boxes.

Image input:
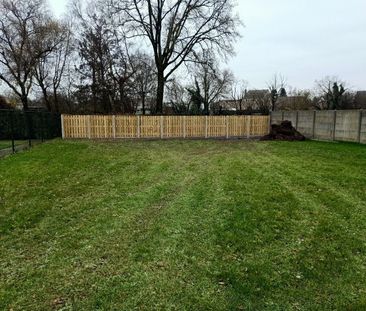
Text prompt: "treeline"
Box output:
[[0, 1, 363, 116], [0, 0, 240, 115]]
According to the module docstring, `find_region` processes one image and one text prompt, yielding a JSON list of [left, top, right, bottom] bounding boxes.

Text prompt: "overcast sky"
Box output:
[[48, 0, 366, 90]]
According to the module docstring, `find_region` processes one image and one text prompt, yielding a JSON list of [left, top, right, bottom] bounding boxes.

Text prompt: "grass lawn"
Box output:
[[1, 139, 366, 310], [0, 141, 11, 150], [0, 140, 28, 150]]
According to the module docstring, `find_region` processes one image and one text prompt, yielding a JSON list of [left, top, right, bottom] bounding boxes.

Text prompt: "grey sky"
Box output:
[[48, 0, 366, 90]]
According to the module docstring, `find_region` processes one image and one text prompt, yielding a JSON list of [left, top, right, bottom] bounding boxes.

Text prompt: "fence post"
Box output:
[[247, 116, 251, 139], [357, 110, 363, 143], [61, 115, 65, 139], [160, 115, 164, 139], [295, 111, 299, 130], [312, 110, 316, 139], [332, 110, 337, 141], [183, 116, 186, 139], [205, 116, 208, 139], [41, 112, 45, 142], [226, 116, 229, 139], [26, 111, 32, 147], [10, 111, 15, 153], [86, 115, 91, 139], [269, 111, 272, 125], [103, 116, 107, 138], [112, 115, 116, 139], [137, 116, 141, 138], [268, 112, 272, 131]]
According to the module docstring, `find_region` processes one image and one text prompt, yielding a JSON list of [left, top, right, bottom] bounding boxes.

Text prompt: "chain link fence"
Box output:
[[0, 109, 61, 156]]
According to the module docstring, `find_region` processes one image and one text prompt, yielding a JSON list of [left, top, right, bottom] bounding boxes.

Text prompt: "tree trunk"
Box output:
[[204, 102, 209, 116], [119, 82, 125, 114], [91, 67, 97, 113], [21, 93, 29, 111], [156, 70, 165, 115], [21, 95, 33, 142], [44, 94, 51, 112], [271, 100, 275, 112], [142, 91, 146, 115], [39, 82, 51, 111], [53, 88, 59, 114]]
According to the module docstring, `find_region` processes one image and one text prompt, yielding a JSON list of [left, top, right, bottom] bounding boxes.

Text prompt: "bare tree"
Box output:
[[188, 51, 234, 115], [116, 0, 241, 114], [34, 21, 72, 112], [73, 0, 144, 114], [109, 45, 141, 114], [314, 76, 354, 110], [267, 73, 287, 111], [0, 0, 62, 110], [76, 9, 115, 113], [166, 77, 191, 114], [134, 53, 156, 115], [250, 90, 271, 113], [230, 80, 248, 111]]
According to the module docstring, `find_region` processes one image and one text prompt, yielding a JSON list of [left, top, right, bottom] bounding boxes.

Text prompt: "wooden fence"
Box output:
[[61, 115, 270, 140]]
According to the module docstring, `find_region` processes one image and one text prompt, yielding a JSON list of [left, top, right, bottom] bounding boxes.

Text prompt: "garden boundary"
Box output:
[[61, 115, 270, 140], [0, 109, 61, 156], [271, 110, 366, 144]]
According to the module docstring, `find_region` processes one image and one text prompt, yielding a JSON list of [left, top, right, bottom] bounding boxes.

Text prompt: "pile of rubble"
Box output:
[[261, 120, 306, 141]]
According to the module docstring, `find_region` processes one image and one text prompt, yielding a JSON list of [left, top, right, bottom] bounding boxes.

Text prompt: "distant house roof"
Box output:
[[245, 90, 270, 99], [242, 90, 271, 111], [276, 96, 312, 111], [29, 101, 47, 110], [277, 96, 307, 104], [213, 100, 238, 111]]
